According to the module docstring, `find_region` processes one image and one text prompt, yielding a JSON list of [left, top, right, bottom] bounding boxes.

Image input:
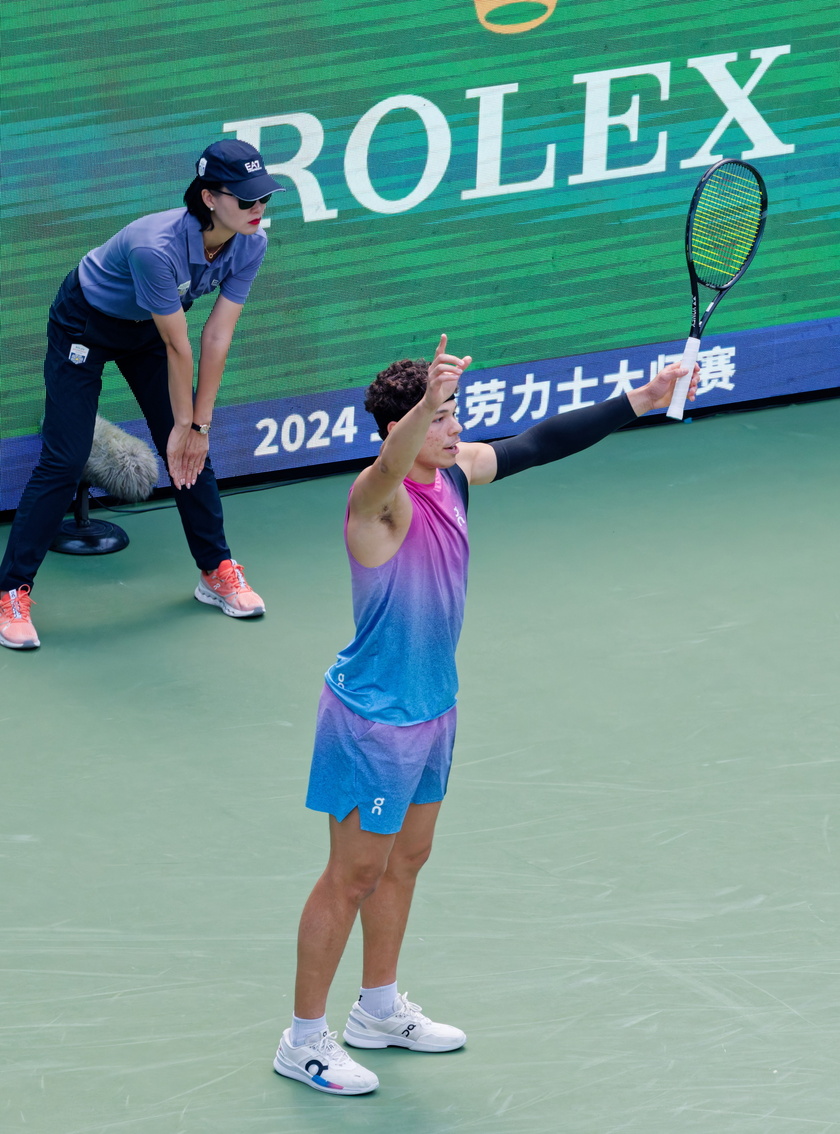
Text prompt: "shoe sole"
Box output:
[[273, 1054, 378, 1094], [342, 1025, 465, 1053], [194, 586, 265, 618], [0, 634, 40, 649]]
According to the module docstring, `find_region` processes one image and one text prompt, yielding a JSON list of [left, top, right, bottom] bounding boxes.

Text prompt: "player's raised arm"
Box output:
[[350, 334, 471, 519], [457, 360, 698, 486]]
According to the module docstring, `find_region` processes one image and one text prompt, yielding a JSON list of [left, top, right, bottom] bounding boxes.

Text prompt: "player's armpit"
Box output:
[[347, 460, 407, 521], [346, 476, 413, 568]]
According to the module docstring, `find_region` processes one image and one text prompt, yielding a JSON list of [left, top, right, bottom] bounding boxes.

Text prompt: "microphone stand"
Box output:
[[50, 483, 131, 555]]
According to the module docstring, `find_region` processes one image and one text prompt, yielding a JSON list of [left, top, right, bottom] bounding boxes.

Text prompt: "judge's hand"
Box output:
[[167, 424, 209, 489]]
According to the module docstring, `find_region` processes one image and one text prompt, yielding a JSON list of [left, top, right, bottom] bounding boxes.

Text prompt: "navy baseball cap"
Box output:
[[196, 140, 284, 198]]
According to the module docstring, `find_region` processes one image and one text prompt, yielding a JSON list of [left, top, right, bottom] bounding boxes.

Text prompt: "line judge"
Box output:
[[1, 140, 282, 650]]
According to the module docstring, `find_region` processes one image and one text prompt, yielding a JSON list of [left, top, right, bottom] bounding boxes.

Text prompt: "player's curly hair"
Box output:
[[364, 357, 431, 440]]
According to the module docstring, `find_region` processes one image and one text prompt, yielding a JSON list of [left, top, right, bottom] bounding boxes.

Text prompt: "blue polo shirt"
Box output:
[[77, 208, 267, 320]]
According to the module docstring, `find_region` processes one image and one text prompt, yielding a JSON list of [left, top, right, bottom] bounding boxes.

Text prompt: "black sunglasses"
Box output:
[[216, 190, 272, 210]]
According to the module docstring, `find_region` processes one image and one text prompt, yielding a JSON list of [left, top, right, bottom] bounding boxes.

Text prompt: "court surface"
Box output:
[[2, 398, 838, 1134]]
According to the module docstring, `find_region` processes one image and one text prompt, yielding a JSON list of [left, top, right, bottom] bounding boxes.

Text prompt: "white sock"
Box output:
[[290, 1013, 327, 1047], [358, 982, 399, 1020]]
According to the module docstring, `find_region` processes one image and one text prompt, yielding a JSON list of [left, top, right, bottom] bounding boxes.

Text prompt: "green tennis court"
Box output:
[[2, 397, 838, 1134]]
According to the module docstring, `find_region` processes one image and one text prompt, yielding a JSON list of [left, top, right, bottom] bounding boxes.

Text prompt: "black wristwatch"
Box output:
[[191, 422, 211, 434]]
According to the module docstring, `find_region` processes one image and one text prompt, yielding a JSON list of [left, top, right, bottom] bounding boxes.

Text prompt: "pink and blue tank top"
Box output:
[[325, 465, 470, 725]]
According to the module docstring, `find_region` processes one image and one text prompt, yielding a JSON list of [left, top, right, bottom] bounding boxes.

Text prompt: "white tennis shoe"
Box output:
[[343, 993, 466, 1052], [273, 1028, 378, 1094]]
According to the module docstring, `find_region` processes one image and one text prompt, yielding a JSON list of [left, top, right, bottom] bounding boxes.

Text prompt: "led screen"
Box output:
[[2, 0, 837, 508]]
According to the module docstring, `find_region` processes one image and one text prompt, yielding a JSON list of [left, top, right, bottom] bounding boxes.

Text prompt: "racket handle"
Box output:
[[666, 336, 701, 421]]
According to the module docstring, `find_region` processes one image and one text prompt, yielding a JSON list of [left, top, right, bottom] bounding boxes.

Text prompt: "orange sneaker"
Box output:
[[194, 559, 265, 618], [0, 586, 40, 649]]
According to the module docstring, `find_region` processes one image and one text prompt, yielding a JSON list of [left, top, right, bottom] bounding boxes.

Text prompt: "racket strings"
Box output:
[[690, 166, 763, 289]]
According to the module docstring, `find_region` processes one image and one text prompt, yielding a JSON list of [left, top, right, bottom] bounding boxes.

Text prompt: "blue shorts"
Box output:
[[305, 685, 457, 834]]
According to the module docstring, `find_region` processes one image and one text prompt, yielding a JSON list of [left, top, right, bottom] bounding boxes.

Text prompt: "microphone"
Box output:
[[82, 415, 160, 502]]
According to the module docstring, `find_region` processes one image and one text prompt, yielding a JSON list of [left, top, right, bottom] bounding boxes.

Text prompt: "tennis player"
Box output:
[[0, 141, 282, 650], [273, 336, 698, 1094]]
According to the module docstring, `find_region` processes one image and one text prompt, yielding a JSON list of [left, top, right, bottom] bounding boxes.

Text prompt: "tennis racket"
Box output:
[[667, 159, 768, 420]]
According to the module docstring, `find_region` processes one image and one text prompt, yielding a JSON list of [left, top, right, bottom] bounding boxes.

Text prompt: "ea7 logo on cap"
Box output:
[[244, 160, 262, 172], [198, 157, 208, 176]]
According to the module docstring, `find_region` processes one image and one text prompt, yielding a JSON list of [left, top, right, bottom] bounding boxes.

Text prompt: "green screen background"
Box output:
[[2, 0, 837, 441]]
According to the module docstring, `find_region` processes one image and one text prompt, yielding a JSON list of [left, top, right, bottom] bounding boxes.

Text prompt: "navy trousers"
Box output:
[[0, 270, 231, 592]]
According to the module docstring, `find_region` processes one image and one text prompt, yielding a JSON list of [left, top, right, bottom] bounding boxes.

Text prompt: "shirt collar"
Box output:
[[184, 209, 235, 267]]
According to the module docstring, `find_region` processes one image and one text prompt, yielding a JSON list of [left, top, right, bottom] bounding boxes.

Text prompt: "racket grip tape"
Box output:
[[666, 336, 701, 421]]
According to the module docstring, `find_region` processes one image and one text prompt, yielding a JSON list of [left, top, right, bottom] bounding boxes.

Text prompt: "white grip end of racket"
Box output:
[[666, 337, 701, 421]]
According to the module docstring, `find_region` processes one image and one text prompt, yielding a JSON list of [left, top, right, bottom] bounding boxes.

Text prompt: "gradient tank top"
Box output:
[[325, 466, 470, 725]]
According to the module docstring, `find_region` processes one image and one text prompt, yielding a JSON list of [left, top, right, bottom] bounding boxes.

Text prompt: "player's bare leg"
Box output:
[[359, 800, 441, 988], [293, 811, 395, 1020], [274, 813, 389, 1095], [342, 799, 465, 1053]]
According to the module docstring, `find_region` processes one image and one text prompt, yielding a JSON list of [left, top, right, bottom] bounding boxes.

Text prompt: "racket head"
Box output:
[[685, 160, 768, 293]]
